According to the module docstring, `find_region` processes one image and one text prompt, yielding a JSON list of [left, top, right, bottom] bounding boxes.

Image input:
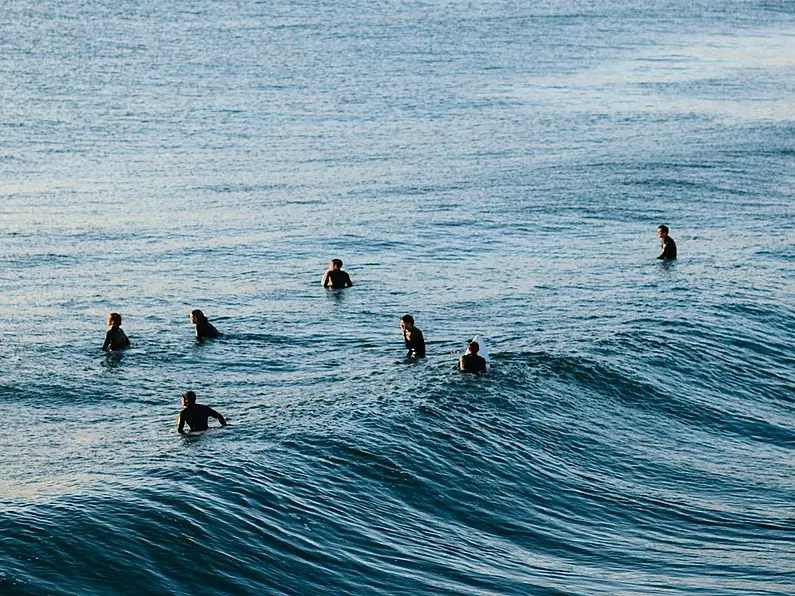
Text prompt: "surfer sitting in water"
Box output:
[[321, 259, 353, 288], [102, 312, 131, 351], [190, 309, 220, 341], [177, 391, 227, 434], [459, 339, 487, 374], [400, 314, 426, 359], [657, 225, 677, 260]]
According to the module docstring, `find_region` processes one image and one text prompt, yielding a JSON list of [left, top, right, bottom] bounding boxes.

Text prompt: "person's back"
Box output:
[[460, 353, 487, 374], [180, 404, 219, 432], [321, 259, 352, 288], [197, 320, 219, 339], [177, 391, 227, 433], [102, 313, 130, 351]]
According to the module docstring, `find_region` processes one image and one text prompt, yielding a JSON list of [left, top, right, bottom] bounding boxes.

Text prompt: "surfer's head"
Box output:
[[190, 309, 207, 324], [107, 313, 122, 327], [182, 391, 197, 407], [467, 339, 480, 354], [330, 259, 343, 270], [400, 314, 414, 331], [657, 225, 669, 239]]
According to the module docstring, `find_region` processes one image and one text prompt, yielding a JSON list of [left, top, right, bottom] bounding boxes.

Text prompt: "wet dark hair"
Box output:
[[107, 312, 122, 326], [183, 391, 197, 404], [658, 225, 669, 234], [468, 340, 480, 354], [331, 258, 343, 268], [191, 309, 207, 323], [401, 314, 414, 325]]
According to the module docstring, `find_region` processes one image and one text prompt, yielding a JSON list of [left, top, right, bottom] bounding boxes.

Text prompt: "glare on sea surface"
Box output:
[[512, 30, 795, 122]]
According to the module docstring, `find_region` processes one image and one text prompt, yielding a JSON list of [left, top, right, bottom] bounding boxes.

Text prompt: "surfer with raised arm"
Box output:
[[657, 225, 677, 261], [102, 312, 131, 351], [459, 339, 487, 374], [321, 259, 353, 288], [400, 314, 426, 359], [190, 309, 220, 341], [177, 391, 227, 434]]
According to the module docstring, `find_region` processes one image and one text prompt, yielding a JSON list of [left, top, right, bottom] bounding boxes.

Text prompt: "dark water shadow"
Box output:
[[325, 287, 350, 305], [100, 350, 126, 369]]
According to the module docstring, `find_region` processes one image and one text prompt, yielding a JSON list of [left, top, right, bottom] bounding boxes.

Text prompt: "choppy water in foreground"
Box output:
[[1, 1, 794, 594]]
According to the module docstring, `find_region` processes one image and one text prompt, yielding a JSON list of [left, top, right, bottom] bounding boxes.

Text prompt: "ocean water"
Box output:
[[1, 0, 793, 594]]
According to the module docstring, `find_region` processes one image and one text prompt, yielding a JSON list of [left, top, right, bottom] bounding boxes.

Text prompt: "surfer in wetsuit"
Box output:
[[657, 225, 677, 260], [321, 259, 353, 288], [190, 309, 220, 341], [459, 339, 487, 374], [177, 391, 227, 434], [102, 312, 131, 351], [400, 314, 426, 359]]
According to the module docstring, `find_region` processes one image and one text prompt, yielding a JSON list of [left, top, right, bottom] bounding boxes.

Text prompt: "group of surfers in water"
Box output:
[[102, 227, 677, 434]]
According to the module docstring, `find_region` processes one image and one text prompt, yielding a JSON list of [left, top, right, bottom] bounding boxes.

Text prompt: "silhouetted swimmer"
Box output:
[[459, 339, 487, 374], [102, 312, 130, 351], [177, 391, 227, 434], [400, 314, 426, 359], [190, 309, 219, 341], [657, 225, 677, 261], [321, 259, 352, 288]]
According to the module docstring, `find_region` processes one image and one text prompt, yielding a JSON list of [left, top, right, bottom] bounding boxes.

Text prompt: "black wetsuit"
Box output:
[[102, 327, 130, 351], [403, 327, 426, 358], [178, 404, 225, 432], [323, 269, 352, 288], [460, 354, 487, 374], [658, 236, 677, 260], [196, 320, 219, 340]]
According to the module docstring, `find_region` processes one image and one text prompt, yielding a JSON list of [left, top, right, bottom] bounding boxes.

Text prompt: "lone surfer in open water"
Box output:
[[321, 259, 353, 288], [459, 339, 487, 374], [190, 309, 219, 341], [102, 312, 131, 351], [177, 391, 227, 434], [657, 225, 677, 260], [400, 314, 426, 359]]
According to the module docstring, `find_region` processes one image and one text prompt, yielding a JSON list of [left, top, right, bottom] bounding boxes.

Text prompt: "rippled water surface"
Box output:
[[1, 1, 794, 594]]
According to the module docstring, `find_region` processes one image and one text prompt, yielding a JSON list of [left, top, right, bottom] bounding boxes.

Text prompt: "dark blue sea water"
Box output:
[[1, 1, 794, 594]]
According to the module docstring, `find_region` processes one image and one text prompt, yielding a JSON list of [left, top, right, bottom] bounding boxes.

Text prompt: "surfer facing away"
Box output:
[[459, 339, 487, 374], [190, 309, 220, 341], [321, 259, 353, 288], [177, 391, 227, 434], [102, 312, 131, 351], [400, 314, 426, 359], [657, 225, 677, 260]]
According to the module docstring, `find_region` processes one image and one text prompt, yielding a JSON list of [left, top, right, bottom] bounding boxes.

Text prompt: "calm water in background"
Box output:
[[1, 1, 794, 594]]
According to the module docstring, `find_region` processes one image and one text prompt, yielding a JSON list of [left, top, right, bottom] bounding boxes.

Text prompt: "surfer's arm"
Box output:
[[177, 412, 186, 434], [208, 408, 227, 426], [101, 331, 111, 351], [321, 271, 331, 287], [344, 273, 352, 287], [458, 356, 465, 370]]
